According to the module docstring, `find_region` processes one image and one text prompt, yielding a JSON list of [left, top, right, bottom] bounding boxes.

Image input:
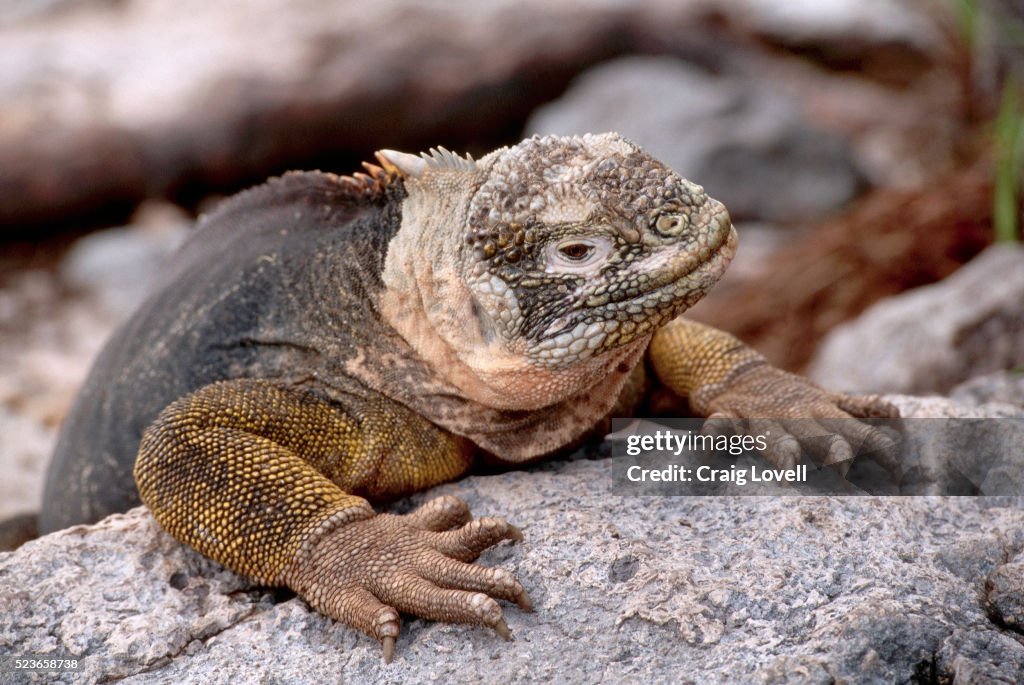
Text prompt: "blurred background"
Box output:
[[1, 0, 1022, 520]]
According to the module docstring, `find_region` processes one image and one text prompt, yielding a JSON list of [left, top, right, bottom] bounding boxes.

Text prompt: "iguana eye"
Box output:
[[559, 243, 591, 261], [545, 237, 612, 273], [654, 213, 688, 237]]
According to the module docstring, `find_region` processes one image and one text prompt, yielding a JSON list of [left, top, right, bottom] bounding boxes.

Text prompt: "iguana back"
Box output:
[[41, 171, 402, 532]]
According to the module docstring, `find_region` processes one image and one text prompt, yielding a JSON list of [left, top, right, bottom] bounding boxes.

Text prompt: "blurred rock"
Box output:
[[0, 407, 52, 521], [0, 0, 946, 231], [0, 512, 37, 551], [527, 56, 866, 223], [951, 370, 1024, 410], [890, 394, 1024, 420], [711, 43, 965, 192], [809, 244, 1024, 395], [0, 0, 83, 25], [735, 0, 940, 56], [0, 266, 106, 523], [60, 201, 190, 319], [0, 206, 188, 521], [3, 420, 1024, 682], [690, 159, 993, 371]]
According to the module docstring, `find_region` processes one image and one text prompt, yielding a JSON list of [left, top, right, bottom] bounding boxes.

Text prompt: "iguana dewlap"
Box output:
[[42, 133, 895, 662]]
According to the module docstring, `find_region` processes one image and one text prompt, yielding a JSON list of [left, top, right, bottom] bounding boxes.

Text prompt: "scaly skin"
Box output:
[[134, 380, 527, 660], [649, 318, 897, 471], [40, 134, 898, 662]]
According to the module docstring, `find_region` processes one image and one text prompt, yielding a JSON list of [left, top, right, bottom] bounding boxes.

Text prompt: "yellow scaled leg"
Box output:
[[135, 379, 531, 662], [648, 318, 899, 473]]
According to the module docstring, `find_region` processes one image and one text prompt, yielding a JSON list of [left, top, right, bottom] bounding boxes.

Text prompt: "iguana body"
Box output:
[[42, 134, 895, 661]]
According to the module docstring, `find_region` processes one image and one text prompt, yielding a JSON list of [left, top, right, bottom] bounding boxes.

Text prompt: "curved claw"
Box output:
[[822, 435, 853, 467], [494, 617, 512, 641], [767, 434, 800, 471], [836, 459, 851, 480], [382, 635, 395, 664]]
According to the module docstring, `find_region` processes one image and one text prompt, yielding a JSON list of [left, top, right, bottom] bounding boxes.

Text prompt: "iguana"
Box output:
[[41, 133, 896, 662]]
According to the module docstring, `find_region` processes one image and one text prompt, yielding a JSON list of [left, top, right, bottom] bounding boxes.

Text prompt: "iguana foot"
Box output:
[[696, 363, 901, 476], [281, 495, 531, 663]]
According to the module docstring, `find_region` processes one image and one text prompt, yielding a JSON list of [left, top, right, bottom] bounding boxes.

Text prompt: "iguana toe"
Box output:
[[833, 393, 900, 419], [402, 494, 472, 531], [419, 555, 532, 609], [764, 428, 801, 471], [432, 517, 524, 561], [821, 434, 854, 478]]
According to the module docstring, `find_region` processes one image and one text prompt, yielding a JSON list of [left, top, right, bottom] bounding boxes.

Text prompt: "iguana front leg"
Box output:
[[134, 379, 530, 662], [648, 318, 898, 472]]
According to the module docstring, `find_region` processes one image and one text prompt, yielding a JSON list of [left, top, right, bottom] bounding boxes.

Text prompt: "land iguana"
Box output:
[[41, 133, 897, 662]]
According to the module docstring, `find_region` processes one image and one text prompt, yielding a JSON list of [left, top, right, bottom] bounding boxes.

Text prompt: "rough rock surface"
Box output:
[[527, 56, 865, 223], [886, 395, 1024, 498], [809, 244, 1024, 395], [3, 395, 1023, 684]]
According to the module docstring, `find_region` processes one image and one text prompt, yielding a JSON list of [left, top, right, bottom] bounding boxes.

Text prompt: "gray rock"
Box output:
[[526, 56, 865, 222], [885, 395, 1024, 497], [952, 369, 1024, 410], [0, 407, 52, 521], [733, 0, 940, 55], [59, 202, 190, 320], [809, 244, 1024, 395], [891, 394, 1024, 420], [0, 0, 94, 26], [3, 395, 1023, 684], [0, 0, 941, 230], [0, 267, 107, 522]]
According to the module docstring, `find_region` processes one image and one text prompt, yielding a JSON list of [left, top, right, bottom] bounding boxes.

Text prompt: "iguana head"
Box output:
[[378, 133, 736, 411]]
